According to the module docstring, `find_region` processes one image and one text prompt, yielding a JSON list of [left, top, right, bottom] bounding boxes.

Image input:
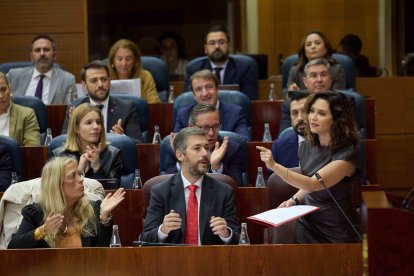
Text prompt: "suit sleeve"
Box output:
[[141, 70, 161, 104], [287, 65, 299, 88], [124, 103, 143, 143], [221, 143, 246, 187], [22, 109, 40, 146], [86, 148, 122, 183], [221, 187, 240, 244], [240, 63, 258, 100], [140, 186, 168, 243], [0, 148, 12, 191], [164, 145, 179, 174], [91, 200, 112, 246], [279, 101, 291, 135], [8, 204, 49, 248], [232, 108, 250, 141], [183, 66, 195, 93], [173, 109, 187, 133], [331, 64, 346, 90]]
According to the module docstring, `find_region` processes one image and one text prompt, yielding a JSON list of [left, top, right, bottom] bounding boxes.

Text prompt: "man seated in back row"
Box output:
[[175, 69, 250, 141], [167, 103, 246, 186], [7, 34, 77, 105], [141, 127, 240, 245]]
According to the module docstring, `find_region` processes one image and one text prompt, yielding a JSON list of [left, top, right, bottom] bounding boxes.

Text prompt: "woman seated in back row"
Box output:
[[287, 31, 346, 92], [8, 156, 125, 248], [108, 39, 161, 104], [52, 103, 122, 183]]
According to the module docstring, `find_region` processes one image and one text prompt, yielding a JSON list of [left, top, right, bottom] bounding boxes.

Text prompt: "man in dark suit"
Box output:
[[62, 61, 143, 143], [0, 145, 13, 192], [141, 127, 240, 245], [167, 103, 246, 186], [6, 34, 77, 104], [270, 92, 309, 177], [183, 25, 258, 100], [175, 69, 250, 141]]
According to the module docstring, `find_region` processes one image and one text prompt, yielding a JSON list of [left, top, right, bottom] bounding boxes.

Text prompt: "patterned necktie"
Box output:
[[214, 67, 222, 85], [185, 185, 198, 245], [34, 75, 45, 100]]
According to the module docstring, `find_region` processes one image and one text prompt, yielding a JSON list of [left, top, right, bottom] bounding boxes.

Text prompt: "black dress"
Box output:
[[295, 141, 361, 243]]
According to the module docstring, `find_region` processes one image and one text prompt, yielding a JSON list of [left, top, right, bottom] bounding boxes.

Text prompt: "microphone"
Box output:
[[132, 240, 188, 247], [402, 187, 414, 210], [315, 172, 362, 242]]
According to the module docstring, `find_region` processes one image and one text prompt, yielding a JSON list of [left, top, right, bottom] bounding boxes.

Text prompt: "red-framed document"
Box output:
[[247, 205, 320, 228]]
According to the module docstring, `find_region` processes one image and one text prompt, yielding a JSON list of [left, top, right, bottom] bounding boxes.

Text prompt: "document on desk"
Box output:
[[247, 205, 320, 228]]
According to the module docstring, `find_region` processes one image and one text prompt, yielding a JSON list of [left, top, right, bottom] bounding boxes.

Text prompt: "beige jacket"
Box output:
[[0, 177, 105, 249]]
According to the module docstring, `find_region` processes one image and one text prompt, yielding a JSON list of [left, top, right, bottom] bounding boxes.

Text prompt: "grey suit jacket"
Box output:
[[141, 173, 240, 245], [7, 66, 77, 104]]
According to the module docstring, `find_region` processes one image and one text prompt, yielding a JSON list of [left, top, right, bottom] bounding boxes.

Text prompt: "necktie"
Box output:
[[95, 104, 104, 111], [34, 75, 45, 100], [214, 67, 222, 85], [185, 185, 198, 245]]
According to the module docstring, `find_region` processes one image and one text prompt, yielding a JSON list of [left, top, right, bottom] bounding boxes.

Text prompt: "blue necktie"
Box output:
[[34, 75, 45, 100]]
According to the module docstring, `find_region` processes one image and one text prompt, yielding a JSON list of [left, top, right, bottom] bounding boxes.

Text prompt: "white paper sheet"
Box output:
[[75, 78, 141, 98]]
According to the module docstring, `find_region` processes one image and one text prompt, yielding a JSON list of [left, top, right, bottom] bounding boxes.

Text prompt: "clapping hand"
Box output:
[[210, 216, 229, 238], [161, 210, 182, 235], [210, 136, 228, 170], [111, 119, 124, 135], [100, 188, 126, 219]]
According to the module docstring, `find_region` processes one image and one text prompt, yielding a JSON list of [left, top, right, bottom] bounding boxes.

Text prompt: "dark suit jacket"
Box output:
[[163, 136, 246, 186], [0, 145, 12, 192], [52, 145, 123, 184], [173, 102, 250, 141], [267, 132, 300, 179], [140, 173, 240, 245], [184, 57, 258, 100], [8, 201, 112, 248], [62, 96, 143, 143]]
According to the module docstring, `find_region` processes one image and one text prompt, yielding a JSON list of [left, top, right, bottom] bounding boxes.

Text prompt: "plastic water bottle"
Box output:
[[238, 222, 250, 245], [44, 128, 53, 146], [132, 169, 143, 189], [168, 85, 175, 103], [268, 83, 276, 101], [262, 123, 272, 142], [110, 225, 121, 247], [255, 167, 266, 187], [11, 172, 18, 185], [152, 125, 161, 144]]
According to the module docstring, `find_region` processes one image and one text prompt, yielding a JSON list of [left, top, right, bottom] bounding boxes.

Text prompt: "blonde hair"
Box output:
[[39, 157, 96, 247], [0, 72, 10, 86], [65, 103, 107, 152], [108, 39, 142, 79]]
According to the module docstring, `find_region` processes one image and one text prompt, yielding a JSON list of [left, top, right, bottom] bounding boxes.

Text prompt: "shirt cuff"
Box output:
[[211, 163, 224, 174], [219, 227, 233, 244], [157, 225, 168, 242]]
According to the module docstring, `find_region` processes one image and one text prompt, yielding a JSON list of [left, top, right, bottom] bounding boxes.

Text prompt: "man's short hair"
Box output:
[[31, 34, 56, 51], [189, 103, 219, 126], [303, 58, 331, 76], [189, 69, 219, 92], [205, 25, 230, 42], [80, 60, 109, 81], [288, 91, 310, 102], [173, 127, 206, 157]]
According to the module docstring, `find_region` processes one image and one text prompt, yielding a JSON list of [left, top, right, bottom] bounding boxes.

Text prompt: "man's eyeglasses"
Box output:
[[196, 124, 221, 133], [65, 170, 84, 183], [206, 39, 228, 46]]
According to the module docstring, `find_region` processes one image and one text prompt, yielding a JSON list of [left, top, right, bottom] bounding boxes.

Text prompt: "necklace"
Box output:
[[60, 224, 68, 234]]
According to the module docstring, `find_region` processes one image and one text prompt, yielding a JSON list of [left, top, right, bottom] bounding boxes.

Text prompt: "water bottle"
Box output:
[[168, 85, 175, 103], [11, 172, 18, 185], [152, 125, 161, 144], [67, 87, 76, 106], [238, 222, 250, 245], [132, 169, 143, 189], [109, 225, 121, 247], [268, 83, 276, 101], [262, 123, 272, 142], [255, 167, 266, 188], [44, 128, 53, 146]]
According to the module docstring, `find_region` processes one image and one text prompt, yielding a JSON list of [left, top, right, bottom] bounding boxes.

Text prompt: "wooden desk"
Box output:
[[251, 100, 282, 141], [0, 244, 362, 275], [136, 144, 160, 183], [148, 103, 173, 138], [21, 146, 48, 180], [47, 105, 66, 137]]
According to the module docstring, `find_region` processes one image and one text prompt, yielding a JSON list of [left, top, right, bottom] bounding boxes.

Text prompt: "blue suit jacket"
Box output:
[[173, 102, 250, 141], [268, 132, 300, 178], [0, 145, 12, 192], [62, 96, 143, 143], [140, 173, 240, 245], [183, 57, 258, 100], [163, 136, 246, 186]]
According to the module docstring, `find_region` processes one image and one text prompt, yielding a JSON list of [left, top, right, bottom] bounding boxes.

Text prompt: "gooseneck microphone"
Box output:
[[315, 172, 362, 241], [402, 187, 414, 210]]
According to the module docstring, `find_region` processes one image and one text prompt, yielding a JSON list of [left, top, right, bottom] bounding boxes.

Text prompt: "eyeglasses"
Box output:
[[196, 124, 221, 133], [193, 83, 216, 94], [65, 170, 84, 183], [206, 39, 228, 46]]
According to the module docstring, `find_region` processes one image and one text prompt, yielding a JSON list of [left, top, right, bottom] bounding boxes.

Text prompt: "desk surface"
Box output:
[[1, 244, 362, 275]]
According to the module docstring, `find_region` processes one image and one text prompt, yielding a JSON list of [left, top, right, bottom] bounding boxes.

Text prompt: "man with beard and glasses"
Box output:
[[7, 34, 77, 104], [141, 127, 240, 245], [183, 25, 258, 100], [62, 60, 143, 143], [267, 91, 309, 179], [166, 103, 246, 186]]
